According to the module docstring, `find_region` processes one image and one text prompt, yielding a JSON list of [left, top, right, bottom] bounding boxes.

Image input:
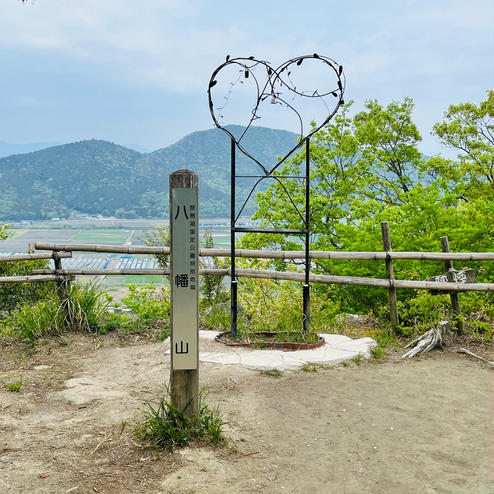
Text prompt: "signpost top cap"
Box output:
[[170, 168, 197, 176], [170, 169, 198, 187]]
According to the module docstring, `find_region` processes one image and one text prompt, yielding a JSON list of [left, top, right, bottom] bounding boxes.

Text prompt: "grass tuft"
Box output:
[[135, 392, 226, 452], [260, 368, 283, 378], [4, 377, 23, 392]]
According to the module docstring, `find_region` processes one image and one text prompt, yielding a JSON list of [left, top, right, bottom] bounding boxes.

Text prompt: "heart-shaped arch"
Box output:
[[207, 54, 346, 175]]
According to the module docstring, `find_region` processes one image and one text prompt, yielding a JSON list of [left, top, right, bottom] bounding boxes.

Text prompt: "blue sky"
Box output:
[[1, 0, 492, 156]]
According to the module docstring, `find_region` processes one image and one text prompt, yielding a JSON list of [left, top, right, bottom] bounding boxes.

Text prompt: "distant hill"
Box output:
[[0, 140, 61, 158], [0, 126, 298, 220]]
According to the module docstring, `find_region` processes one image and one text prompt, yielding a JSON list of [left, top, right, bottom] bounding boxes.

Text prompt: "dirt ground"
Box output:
[[0, 333, 493, 494]]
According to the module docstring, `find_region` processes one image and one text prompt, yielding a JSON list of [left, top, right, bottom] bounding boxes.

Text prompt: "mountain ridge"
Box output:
[[0, 127, 299, 220]]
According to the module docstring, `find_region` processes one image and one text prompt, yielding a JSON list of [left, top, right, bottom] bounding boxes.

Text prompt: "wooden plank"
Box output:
[[0, 252, 72, 263], [0, 274, 74, 284], [28, 267, 494, 292], [34, 242, 494, 261]]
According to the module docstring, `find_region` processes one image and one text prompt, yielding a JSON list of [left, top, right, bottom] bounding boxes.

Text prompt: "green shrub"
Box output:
[[0, 259, 55, 316], [12, 298, 63, 343], [10, 282, 110, 343], [200, 302, 230, 332], [65, 282, 111, 332], [121, 285, 170, 338]]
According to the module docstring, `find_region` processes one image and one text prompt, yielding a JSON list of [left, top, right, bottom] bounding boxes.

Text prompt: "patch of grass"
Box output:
[[341, 360, 350, 367], [12, 298, 63, 343], [4, 377, 22, 392], [65, 282, 111, 332], [135, 392, 226, 452], [260, 369, 283, 378], [352, 354, 363, 365], [370, 345, 387, 360], [301, 363, 319, 373]]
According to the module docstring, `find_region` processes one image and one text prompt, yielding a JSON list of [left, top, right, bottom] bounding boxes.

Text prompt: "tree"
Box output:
[[433, 90, 494, 199], [353, 97, 423, 206], [240, 94, 493, 316]]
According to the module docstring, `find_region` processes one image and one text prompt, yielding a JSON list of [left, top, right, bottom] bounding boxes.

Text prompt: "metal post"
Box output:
[[230, 138, 238, 338], [303, 137, 310, 333], [381, 221, 399, 330], [170, 169, 199, 417], [440, 236, 463, 332]]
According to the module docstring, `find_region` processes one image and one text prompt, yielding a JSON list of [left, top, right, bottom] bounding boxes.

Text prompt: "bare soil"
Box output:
[[0, 333, 493, 494]]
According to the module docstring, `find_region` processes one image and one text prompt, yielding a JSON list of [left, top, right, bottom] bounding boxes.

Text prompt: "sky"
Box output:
[[0, 0, 492, 156]]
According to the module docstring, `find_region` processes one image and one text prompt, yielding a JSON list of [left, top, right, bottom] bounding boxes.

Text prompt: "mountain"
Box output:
[[0, 140, 61, 158], [0, 127, 298, 220]]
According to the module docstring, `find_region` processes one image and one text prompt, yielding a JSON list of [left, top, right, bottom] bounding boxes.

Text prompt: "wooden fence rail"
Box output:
[[30, 267, 494, 292], [0, 274, 75, 284], [33, 242, 494, 261], [0, 252, 72, 263], [0, 239, 491, 329]]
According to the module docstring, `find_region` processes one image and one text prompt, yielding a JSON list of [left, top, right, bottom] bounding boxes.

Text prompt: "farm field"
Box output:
[[0, 224, 231, 287], [1, 223, 232, 253], [70, 229, 131, 244]]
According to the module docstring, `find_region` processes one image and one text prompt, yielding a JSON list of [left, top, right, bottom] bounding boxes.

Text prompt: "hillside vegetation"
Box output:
[[0, 125, 297, 220]]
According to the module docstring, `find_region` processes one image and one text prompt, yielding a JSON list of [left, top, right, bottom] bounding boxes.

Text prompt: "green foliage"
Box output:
[[139, 224, 169, 268], [4, 377, 23, 392], [0, 224, 9, 240], [64, 282, 111, 332], [9, 282, 110, 343], [260, 369, 283, 377], [135, 392, 226, 452], [11, 298, 63, 343], [301, 364, 319, 373], [200, 302, 230, 332], [370, 345, 387, 360], [240, 94, 493, 340], [433, 89, 494, 200], [237, 272, 310, 339], [122, 285, 170, 338], [0, 258, 55, 316], [0, 127, 297, 220], [200, 228, 227, 305]]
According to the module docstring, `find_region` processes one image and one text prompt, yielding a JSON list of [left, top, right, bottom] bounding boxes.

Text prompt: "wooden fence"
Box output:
[[0, 230, 492, 329]]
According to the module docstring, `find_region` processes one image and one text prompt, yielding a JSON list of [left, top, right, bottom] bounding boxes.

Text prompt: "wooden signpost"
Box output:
[[170, 169, 199, 417]]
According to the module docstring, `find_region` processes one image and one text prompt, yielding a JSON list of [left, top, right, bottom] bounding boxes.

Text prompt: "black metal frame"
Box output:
[[207, 55, 345, 338]]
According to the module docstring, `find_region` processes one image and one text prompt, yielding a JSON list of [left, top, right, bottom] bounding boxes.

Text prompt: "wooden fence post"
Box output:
[[440, 236, 463, 332], [169, 169, 199, 417], [52, 250, 70, 324], [381, 222, 399, 330]]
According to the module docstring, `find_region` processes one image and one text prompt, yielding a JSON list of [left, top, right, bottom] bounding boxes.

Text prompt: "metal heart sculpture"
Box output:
[[207, 54, 345, 175]]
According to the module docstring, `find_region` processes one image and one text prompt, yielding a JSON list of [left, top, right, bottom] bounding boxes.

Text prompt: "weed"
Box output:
[[4, 377, 22, 392], [370, 345, 387, 360], [260, 369, 283, 378], [135, 392, 226, 452], [301, 364, 319, 373], [10, 282, 110, 343], [12, 298, 63, 343], [341, 360, 350, 367], [122, 285, 170, 334], [64, 282, 111, 332], [352, 354, 363, 365]]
